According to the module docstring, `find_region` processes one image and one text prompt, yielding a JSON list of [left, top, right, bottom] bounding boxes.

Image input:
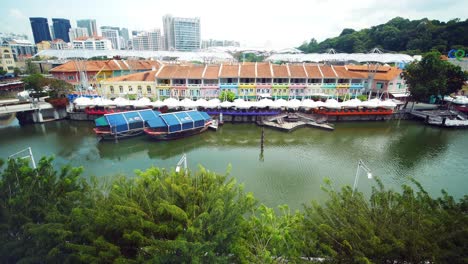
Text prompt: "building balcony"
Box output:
[[220, 83, 238, 89], [256, 83, 272, 88], [350, 83, 364, 89], [239, 83, 256, 88], [187, 84, 202, 88], [322, 83, 337, 88], [336, 83, 350, 88], [156, 84, 171, 88], [272, 83, 289, 89], [306, 83, 322, 88], [201, 84, 219, 89], [172, 84, 187, 89], [289, 83, 307, 88]]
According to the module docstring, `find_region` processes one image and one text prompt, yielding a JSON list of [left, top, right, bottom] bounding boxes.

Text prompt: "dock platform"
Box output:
[[410, 110, 468, 127]]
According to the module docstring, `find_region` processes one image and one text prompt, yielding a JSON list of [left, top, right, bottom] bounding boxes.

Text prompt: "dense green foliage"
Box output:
[[219, 90, 236, 102], [298, 17, 468, 54], [0, 157, 466, 263], [403, 52, 467, 102], [22, 74, 73, 98]]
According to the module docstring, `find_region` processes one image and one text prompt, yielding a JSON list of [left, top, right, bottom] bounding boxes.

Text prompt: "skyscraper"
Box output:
[[163, 15, 201, 51], [29, 17, 52, 43], [52, 18, 71, 42], [101, 26, 121, 50], [77, 19, 97, 36], [68, 27, 89, 42]]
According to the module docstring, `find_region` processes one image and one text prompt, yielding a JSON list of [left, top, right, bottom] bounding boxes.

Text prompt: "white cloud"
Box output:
[[9, 8, 26, 19]]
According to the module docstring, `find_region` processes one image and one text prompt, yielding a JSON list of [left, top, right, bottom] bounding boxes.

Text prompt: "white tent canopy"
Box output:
[[265, 53, 416, 63], [34, 49, 235, 62]]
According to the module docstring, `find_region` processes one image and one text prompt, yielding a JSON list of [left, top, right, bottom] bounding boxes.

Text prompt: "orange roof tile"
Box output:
[[203, 65, 220, 79], [288, 64, 307, 78], [156, 65, 178, 79], [220, 64, 240, 77], [374, 68, 402, 81], [240, 63, 256, 78], [188, 65, 205, 79], [256, 62, 272, 78], [50, 60, 159, 73], [319, 65, 337, 78], [272, 64, 289, 77], [304, 65, 322, 78], [171, 65, 191, 79], [104, 70, 157, 82]]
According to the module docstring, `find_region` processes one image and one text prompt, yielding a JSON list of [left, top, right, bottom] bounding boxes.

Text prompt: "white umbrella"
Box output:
[[324, 99, 341, 110], [379, 99, 397, 109], [286, 99, 301, 110], [300, 99, 316, 110], [271, 99, 287, 109], [194, 98, 208, 108], [163, 97, 180, 109], [220, 101, 234, 108], [258, 98, 274, 108], [361, 98, 379, 109], [151, 100, 164, 108], [133, 97, 152, 108], [74, 97, 92, 106], [341, 98, 361, 109], [180, 98, 196, 109]]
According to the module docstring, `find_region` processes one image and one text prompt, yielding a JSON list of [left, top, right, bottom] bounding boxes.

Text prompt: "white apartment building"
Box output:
[[132, 29, 162, 51], [72, 37, 112, 50], [0, 46, 16, 73], [163, 15, 200, 51], [101, 27, 121, 50]]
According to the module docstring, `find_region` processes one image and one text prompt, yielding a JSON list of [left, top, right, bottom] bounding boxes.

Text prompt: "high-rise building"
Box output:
[[77, 19, 97, 36], [132, 29, 162, 51], [120, 28, 129, 42], [29, 17, 52, 43], [5, 39, 37, 60], [52, 18, 71, 42], [68, 27, 89, 42], [101, 26, 121, 50], [163, 15, 201, 51]]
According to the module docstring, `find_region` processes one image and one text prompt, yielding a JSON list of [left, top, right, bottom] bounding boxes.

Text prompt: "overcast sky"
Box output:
[[0, 0, 466, 49]]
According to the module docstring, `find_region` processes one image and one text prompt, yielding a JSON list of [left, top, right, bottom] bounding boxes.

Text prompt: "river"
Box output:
[[0, 117, 467, 209]]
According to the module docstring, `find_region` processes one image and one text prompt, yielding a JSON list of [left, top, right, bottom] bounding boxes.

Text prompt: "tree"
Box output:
[[13, 67, 21, 77], [24, 59, 40, 74], [404, 52, 466, 102], [0, 157, 89, 263], [301, 178, 468, 263], [0, 69, 6, 75], [219, 90, 236, 102], [22, 73, 47, 92]]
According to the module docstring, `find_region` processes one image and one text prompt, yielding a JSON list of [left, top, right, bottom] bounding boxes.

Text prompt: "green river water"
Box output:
[[0, 118, 467, 209]]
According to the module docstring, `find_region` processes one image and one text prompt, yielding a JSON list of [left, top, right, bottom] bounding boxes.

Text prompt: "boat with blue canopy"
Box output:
[[94, 109, 161, 140], [144, 110, 213, 140]]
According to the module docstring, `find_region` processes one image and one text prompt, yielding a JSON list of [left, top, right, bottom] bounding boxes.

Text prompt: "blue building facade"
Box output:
[[29, 17, 52, 44], [52, 18, 71, 42]]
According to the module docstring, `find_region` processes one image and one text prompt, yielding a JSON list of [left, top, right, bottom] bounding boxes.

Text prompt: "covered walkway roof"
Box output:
[[266, 53, 416, 63], [34, 49, 235, 63]]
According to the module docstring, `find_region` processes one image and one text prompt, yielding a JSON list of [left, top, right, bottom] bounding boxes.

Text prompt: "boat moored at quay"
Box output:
[[93, 109, 213, 140], [144, 111, 212, 140]]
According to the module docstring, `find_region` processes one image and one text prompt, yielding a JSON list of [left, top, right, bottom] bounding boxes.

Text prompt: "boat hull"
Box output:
[[144, 126, 209, 140], [94, 128, 145, 140], [314, 108, 393, 116]]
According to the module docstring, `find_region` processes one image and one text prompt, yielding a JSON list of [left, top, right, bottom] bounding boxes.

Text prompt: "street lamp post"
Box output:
[[352, 159, 372, 196], [9, 147, 36, 169], [175, 153, 187, 176]]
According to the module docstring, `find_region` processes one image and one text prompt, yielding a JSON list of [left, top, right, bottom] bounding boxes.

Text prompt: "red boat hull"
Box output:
[[314, 108, 393, 116]]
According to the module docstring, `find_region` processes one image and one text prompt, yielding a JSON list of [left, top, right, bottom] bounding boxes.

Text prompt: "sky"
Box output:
[[0, 0, 467, 49]]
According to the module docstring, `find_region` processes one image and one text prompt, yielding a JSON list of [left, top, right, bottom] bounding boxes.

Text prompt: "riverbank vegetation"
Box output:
[[0, 157, 466, 263]]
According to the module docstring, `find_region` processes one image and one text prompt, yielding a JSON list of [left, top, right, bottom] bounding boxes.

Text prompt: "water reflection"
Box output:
[[0, 120, 465, 209]]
